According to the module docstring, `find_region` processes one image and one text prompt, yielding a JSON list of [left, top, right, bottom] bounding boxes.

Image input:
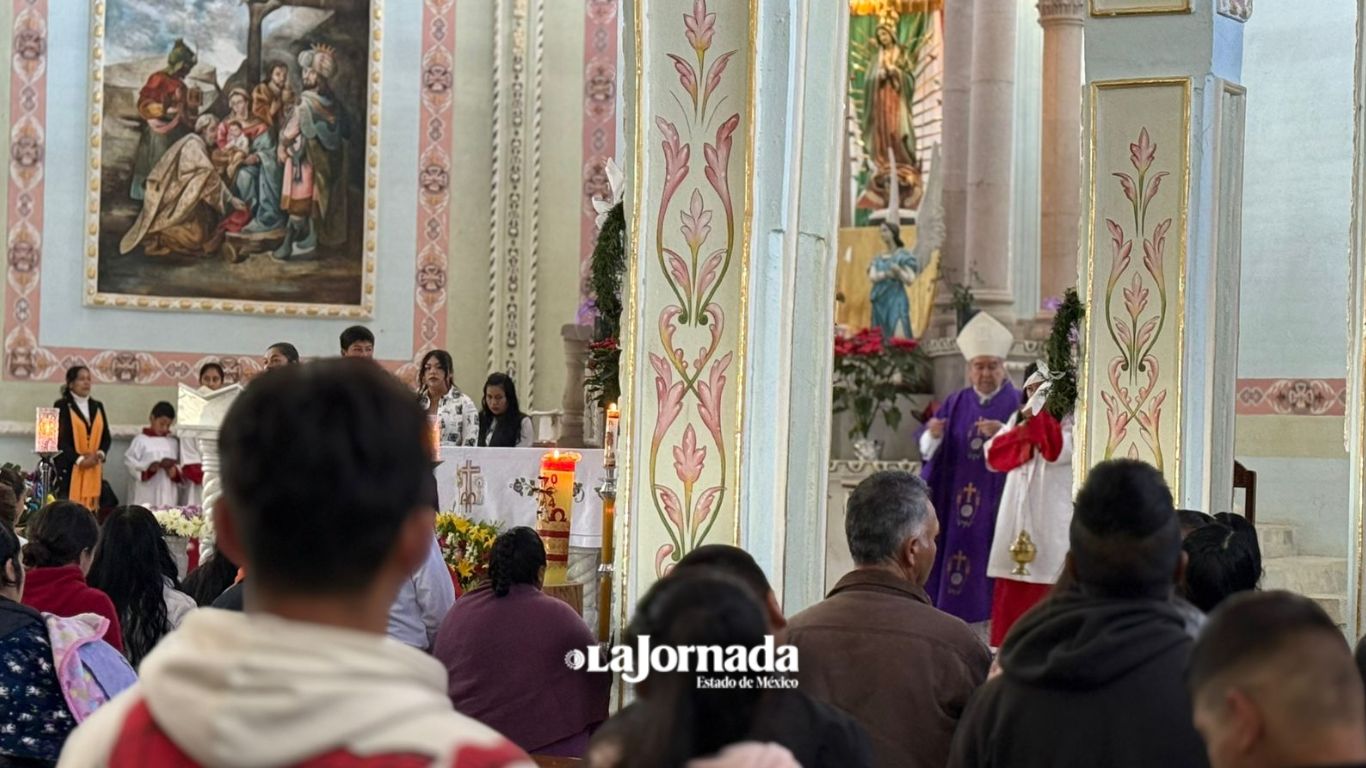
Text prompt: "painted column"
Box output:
[[1077, 0, 1248, 512], [964, 0, 1018, 319], [619, 0, 754, 612], [1037, 0, 1085, 310]]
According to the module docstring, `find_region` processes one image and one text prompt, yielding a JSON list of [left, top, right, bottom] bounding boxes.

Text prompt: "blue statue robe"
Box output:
[[869, 247, 917, 339]]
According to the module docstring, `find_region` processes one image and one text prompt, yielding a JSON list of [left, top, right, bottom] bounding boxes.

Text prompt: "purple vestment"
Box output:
[[920, 382, 1020, 623]]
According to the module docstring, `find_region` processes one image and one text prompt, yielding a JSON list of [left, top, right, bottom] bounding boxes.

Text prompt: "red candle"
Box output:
[[536, 450, 580, 584]]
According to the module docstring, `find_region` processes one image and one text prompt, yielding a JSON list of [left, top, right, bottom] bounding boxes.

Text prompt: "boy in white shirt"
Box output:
[[125, 401, 181, 507]]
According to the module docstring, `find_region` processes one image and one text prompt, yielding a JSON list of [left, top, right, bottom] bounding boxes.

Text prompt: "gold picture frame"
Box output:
[[1089, 0, 1192, 17], [83, 0, 383, 317]]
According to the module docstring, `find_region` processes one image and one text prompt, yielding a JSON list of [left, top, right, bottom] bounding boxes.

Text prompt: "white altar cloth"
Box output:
[[434, 447, 605, 548]]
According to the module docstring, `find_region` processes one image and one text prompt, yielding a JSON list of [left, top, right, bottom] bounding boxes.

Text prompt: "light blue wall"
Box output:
[[1237, 0, 1354, 377]]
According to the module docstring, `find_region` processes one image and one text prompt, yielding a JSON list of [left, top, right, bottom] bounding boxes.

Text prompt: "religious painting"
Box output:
[[1079, 79, 1189, 492], [1089, 0, 1191, 17], [84, 0, 381, 316], [846, 0, 942, 226]]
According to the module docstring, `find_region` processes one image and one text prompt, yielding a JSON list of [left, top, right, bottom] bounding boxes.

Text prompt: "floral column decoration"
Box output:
[[627, 0, 751, 592]]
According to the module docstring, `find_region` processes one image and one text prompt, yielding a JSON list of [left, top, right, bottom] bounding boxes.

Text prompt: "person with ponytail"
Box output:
[[53, 366, 111, 510], [433, 526, 608, 757], [86, 506, 196, 667], [586, 572, 799, 768], [20, 501, 123, 653]]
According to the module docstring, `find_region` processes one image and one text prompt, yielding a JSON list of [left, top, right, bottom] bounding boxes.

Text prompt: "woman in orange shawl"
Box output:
[[53, 366, 110, 510]]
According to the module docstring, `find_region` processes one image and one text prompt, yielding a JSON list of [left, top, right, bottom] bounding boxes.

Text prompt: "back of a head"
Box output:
[[623, 571, 769, 768], [488, 526, 546, 597], [675, 544, 773, 610], [1190, 591, 1362, 736], [1070, 459, 1180, 599], [845, 470, 931, 566], [0, 521, 21, 595], [86, 506, 180, 666], [22, 501, 98, 569], [1181, 517, 1262, 613], [0, 485, 18, 528], [1177, 508, 1214, 538], [219, 359, 428, 596]]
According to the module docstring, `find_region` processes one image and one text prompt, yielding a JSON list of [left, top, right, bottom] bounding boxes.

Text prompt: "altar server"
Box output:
[[180, 361, 223, 507], [125, 402, 181, 508], [918, 312, 1018, 625], [983, 362, 1073, 646]]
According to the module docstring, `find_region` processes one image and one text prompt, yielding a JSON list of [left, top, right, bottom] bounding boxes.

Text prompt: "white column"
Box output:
[[941, 0, 975, 296], [1077, 2, 1247, 512], [1012, 0, 1045, 322], [965, 0, 1019, 320], [1037, 0, 1085, 310]]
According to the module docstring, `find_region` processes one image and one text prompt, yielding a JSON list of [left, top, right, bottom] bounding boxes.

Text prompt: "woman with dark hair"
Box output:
[[417, 349, 478, 446], [0, 515, 136, 765], [20, 502, 123, 653], [264, 342, 300, 370], [479, 372, 533, 447], [433, 527, 607, 757], [53, 365, 111, 510], [1179, 513, 1262, 614], [589, 572, 798, 768], [180, 550, 240, 607], [87, 506, 196, 667]]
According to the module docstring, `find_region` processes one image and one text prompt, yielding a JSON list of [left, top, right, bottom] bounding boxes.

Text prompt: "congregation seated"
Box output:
[[0, 523, 135, 766], [179, 550, 240, 607], [785, 470, 989, 768], [480, 373, 534, 447], [86, 506, 197, 668], [20, 502, 124, 654], [387, 473, 455, 651], [420, 349, 480, 446], [587, 571, 800, 768], [434, 527, 608, 757], [590, 544, 872, 768], [1180, 512, 1262, 614], [949, 459, 1209, 768], [58, 359, 532, 767], [1189, 591, 1366, 768]]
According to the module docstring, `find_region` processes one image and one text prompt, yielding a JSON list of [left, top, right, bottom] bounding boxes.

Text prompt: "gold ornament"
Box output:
[[1009, 530, 1037, 577]]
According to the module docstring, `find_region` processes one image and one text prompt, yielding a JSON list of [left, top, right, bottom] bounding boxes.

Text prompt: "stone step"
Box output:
[[1262, 556, 1349, 596], [1305, 593, 1348, 626], [1256, 523, 1296, 560]]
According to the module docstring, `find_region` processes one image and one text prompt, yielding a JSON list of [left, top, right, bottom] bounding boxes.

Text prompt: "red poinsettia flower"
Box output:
[[889, 337, 918, 351]]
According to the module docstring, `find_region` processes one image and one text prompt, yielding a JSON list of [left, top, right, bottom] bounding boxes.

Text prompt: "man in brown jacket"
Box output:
[[786, 470, 990, 768]]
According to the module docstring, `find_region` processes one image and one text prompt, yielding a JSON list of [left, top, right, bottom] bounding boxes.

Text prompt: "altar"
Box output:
[[434, 447, 606, 549]]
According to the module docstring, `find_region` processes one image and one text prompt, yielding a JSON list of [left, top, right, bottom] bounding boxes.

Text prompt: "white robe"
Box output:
[[125, 433, 181, 508], [180, 436, 204, 507], [985, 408, 1075, 584]]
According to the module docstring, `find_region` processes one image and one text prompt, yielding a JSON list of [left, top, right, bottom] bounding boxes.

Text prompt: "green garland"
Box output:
[[1044, 288, 1085, 419], [585, 202, 626, 408]]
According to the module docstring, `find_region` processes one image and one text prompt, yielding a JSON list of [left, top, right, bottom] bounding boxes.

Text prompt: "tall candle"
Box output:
[[597, 493, 615, 640], [604, 403, 620, 468], [536, 451, 580, 585], [34, 408, 59, 454]]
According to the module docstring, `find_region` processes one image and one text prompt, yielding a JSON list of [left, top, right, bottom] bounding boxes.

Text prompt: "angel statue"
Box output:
[[868, 144, 943, 341]]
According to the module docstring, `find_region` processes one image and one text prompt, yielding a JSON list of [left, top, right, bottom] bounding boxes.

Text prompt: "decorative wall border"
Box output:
[[580, 0, 619, 297], [2, 0, 454, 385], [1236, 378, 1348, 417]]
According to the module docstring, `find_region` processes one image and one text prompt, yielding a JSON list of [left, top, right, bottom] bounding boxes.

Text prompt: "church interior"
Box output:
[[3, 0, 1366, 766]]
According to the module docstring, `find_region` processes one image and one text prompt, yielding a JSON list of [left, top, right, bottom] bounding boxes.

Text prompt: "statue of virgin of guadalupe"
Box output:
[[868, 221, 918, 340], [861, 22, 921, 206]]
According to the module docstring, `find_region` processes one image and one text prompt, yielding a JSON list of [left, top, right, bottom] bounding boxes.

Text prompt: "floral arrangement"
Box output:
[[832, 327, 932, 439], [435, 513, 503, 592], [151, 506, 207, 540]]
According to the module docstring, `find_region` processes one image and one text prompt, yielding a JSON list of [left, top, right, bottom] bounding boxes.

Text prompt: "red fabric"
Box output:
[[989, 579, 1053, 647], [109, 698, 524, 767], [21, 565, 124, 653], [186, 538, 200, 572], [140, 467, 159, 482], [985, 410, 1064, 473], [182, 463, 204, 485]]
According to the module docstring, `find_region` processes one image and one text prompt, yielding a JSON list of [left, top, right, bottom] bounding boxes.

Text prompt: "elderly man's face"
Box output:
[[303, 68, 318, 89], [968, 356, 1006, 396]]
